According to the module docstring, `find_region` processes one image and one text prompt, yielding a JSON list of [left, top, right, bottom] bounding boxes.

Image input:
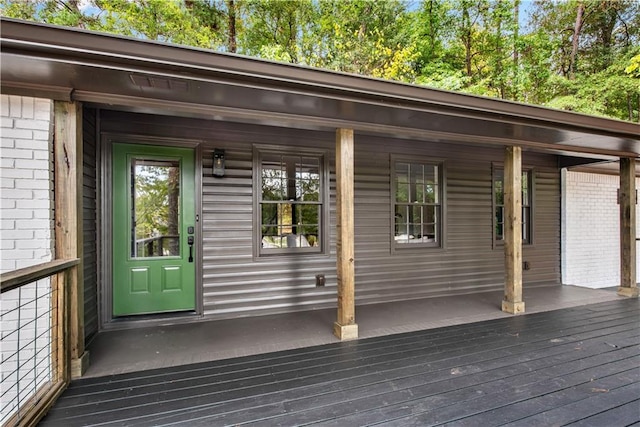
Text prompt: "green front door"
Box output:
[[112, 143, 196, 316]]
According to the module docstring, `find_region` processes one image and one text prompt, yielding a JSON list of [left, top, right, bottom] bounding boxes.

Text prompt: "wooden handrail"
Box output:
[[0, 258, 79, 294]]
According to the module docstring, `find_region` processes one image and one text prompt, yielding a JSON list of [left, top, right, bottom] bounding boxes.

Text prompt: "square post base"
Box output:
[[502, 300, 525, 314], [71, 351, 90, 379], [333, 322, 358, 340], [617, 286, 639, 298]]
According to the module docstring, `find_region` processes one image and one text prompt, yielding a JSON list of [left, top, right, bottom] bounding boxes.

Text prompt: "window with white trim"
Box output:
[[393, 160, 443, 248], [493, 168, 532, 244], [257, 149, 325, 255]]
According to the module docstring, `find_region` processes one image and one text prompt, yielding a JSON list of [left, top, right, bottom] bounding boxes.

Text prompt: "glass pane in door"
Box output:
[[131, 159, 181, 258]]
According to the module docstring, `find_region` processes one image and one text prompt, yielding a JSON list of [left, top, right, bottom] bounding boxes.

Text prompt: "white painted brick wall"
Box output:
[[0, 94, 54, 272], [0, 95, 54, 424], [562, 170, 640, 288]]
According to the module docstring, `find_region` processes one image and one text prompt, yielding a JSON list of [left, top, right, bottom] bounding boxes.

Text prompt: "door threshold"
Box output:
[[102, 310, 201, 331]]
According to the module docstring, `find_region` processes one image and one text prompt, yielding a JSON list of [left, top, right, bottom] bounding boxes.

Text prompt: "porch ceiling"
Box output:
[[1, 18, 638, 159]]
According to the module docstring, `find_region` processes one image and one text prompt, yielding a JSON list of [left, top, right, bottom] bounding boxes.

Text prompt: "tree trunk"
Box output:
[[512, 0, 519, 99], [462, 1, 472, 77], [569, 1, 584, 80], [227, 0, 237, 53], [427, 0, 436, 57], [513, 0, 519, 67], [496, 12, 505, 98]]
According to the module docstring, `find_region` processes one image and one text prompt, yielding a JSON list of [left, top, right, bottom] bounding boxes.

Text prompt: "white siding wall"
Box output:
[[0, 95, 54, 424], [562, 170, 640, 289]]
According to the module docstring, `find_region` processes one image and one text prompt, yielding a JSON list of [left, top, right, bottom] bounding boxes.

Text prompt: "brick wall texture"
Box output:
[[1, 95, 54, 424], [1, 94, 54, 272], [562, 170, 640, 288]]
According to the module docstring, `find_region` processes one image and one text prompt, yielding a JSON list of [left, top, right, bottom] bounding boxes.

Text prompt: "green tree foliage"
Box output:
[[240, 0, 314, 63], [1, 0, 638, 121], [97, 0, 221, 48], [309, 0, 417, 81], [0, 0, 99, 28]]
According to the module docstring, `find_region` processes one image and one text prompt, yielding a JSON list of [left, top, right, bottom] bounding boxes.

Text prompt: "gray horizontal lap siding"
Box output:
[[353, 139, 560, 305], [83, 107, 99, 340], [201, 142, 338, 318], [99, 111, 560, 321]]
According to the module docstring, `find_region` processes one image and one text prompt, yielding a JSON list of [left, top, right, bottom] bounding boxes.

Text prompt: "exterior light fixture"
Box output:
[[213, 149, 225, 177]]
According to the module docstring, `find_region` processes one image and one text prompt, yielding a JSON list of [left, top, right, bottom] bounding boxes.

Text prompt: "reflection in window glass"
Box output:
[[131, 159, 180, 258], [394, 162, 442, 247], [494, 169, 532, 244], [259, 152, 322, 253]]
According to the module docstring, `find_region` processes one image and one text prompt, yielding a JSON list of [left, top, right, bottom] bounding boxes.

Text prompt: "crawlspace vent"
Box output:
[[130, 74, 189, 92]]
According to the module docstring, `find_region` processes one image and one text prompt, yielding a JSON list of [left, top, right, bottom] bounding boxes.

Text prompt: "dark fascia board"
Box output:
[[567, 160, 624, 176], [1, 18, 639, 149]]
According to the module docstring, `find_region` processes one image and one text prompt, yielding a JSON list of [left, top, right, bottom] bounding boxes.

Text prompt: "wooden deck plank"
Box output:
[[40, 299, 640, 427], [505, 386, 640, 426], [449, 367, 640, 426], [120, 329, 640, 426], [567, 398, 640, 427], [49, 316, 638, 420], [46, 310, 640, 424], [65, 299, 636, 391], [276, 346, 639, 427], [215, 331, 639, 423], [60, 302, 638, 398]]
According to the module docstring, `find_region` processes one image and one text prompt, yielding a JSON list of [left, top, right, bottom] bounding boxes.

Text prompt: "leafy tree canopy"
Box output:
[[1, 0, 638, 122]]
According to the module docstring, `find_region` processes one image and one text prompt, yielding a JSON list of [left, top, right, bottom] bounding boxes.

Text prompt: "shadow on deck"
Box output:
[[40, 289, 639, 426]]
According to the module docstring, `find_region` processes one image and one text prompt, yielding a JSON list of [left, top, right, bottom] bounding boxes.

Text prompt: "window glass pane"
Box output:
[[297, 204, 319, 226], [396, 163, 409, 183], [522, 172, 529, 207], [409, 163, 425, 204], [394, 205, 409, 241], [429, 165, 439, 185], [408, 222, 421, 240], [494, 169, 531, 243], [495, 207, 504, 240], [300, 157, 319, 176], [424, 205, 436, 223], [131, 158, 180, 258], [396, 182, 409, 203], [283, 156, 298, 201], [261, 230, 285, 248], [259, 152, 323, 253], [277, 203, 293, 233], [261, 203, 278, 226], [296, 170, 320, 201], [494, 180, 504, 205], [425, 184, 438, 203], [410, 205, 423, 223], [423, 223, 436, 241], [394, 161, 442, 247], [261, 154, 286, 201], [261, 224, 279, 237], [414, 183, 425, 203], [299, 225, 319, 247], [522, 206, 530, 243]]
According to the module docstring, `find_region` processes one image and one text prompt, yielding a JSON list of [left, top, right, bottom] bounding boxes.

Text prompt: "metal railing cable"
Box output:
[[1, 259, 77, 427]]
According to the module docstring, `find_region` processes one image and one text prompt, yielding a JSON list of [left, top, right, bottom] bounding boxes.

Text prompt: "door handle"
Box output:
[[187, 235, 194, 263]]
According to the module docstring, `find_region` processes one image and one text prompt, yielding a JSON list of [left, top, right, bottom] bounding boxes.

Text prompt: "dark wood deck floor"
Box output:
[[41, 299, 640, 426]]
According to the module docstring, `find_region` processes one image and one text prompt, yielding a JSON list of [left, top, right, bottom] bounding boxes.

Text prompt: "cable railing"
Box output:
[[1, 259, 78, 427]]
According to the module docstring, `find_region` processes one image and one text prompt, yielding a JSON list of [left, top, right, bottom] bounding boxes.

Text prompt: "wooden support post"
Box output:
[[618, 158, 638, 298], [334, 128, 358, 340], [54, 269, 71, 383], [54, 101, 89, 377], [502, 146, 525, 314]]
